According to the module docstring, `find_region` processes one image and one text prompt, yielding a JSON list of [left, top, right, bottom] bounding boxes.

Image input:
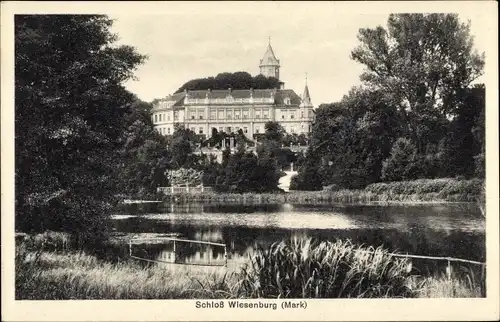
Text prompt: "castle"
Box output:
[[151, 40, 314, 141]]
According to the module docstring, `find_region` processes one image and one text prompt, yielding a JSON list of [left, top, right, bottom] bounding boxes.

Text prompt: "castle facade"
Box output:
[[151, 41, 314, 140]]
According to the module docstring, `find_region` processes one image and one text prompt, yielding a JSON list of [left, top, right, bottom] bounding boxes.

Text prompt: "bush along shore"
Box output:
[[156, 178, 484, 204], [16, 236, 484, 299]]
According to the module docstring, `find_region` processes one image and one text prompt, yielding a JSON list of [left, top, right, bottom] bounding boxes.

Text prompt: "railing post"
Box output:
[[446, 260, 452, 280], [173, 240, 176, 264], [129, 239, 132, 257], [224, 245, 228, 268]]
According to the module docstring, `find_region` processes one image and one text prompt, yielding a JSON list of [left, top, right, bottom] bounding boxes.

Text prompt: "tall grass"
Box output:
[[15, 237, 483, 299], [238, 238, 413, 298], [15, 245, 237, 300]]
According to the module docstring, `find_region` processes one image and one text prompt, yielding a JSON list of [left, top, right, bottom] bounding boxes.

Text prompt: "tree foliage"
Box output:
[[116, 99, 170, 197], [293, 14, 485, 190], [15, 15, 146, 243], [351, 13, 485, 150], [175, 72, 281, 93]]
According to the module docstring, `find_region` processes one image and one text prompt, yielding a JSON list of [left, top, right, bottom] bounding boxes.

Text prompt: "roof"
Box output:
[[184, 89, 302, 107], [153, 88, 306, 109], [259, 42, 280, 66]]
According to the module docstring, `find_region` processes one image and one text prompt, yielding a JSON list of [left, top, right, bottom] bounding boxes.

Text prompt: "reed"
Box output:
[[237, 238, 413, 298]]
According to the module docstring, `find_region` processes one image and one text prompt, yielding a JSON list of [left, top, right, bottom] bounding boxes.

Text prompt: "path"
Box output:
[[278, 171, 298, 192]]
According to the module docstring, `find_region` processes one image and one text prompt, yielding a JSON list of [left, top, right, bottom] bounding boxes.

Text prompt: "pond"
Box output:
[[109, 202, 485, 275]]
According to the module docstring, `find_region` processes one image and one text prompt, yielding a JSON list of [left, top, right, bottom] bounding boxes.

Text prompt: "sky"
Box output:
[[109, 2, 491, 106]]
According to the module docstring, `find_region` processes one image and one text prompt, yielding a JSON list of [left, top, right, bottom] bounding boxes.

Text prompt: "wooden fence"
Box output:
[[157, 186, 214, 195]]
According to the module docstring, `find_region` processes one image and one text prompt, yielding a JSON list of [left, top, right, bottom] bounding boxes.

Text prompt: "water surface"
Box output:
[[110, 202, 485, 273]]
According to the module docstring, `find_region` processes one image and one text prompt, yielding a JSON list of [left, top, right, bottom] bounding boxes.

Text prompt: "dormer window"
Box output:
[[226, 95, 234, 103], [284, 97, 291, 105]]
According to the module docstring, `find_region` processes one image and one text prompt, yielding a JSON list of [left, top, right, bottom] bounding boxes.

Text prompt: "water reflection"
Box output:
[[112, 202, 485, 269]]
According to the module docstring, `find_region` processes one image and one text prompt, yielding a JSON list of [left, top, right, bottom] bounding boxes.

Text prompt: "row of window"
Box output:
[[157, 124, 313, 136], [153, 112, 179, 123], [154, 109, 313, 124]]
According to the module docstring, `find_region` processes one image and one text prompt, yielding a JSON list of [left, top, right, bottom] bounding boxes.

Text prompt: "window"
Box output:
[[168, 128, 171, 134], [191, 115, 195, 120], [168, 113, 171, 121], [199, 127, 203, 134], [218, 110, 224, 119], [174, 111, 179, 121], [263, 109, 269, 119], [210, 111, 216, 119], [308, 110, 313, 117], [285, 97, 291, 105], [227, 112, 232, 119], [219, 127, 223, 132], [227, 127, 232, 133], [198, 110, 204, 119], [282, 114, 285, 119], [255, 112, 260, 119], [301, 125, 304, 132], [244, 127, 248, 134], [191, 127, 195, 132], [199, 115, 203, 120], [255, 126, 260, 134], [290, 112, 295, 119], [235, 111, 240, 119], [290, 127, 295, 133], [243, 110, 248, 119], [308, 125, 312, 132], [154, 114, 158, 123]]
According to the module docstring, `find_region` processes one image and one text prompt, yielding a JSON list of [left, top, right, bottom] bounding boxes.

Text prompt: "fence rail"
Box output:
[[157, 186, 214, 194]]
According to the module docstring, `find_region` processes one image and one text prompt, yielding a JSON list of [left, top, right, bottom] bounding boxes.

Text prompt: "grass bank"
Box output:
[[157, 178, 483, 204], [16, 238, 483, 299]]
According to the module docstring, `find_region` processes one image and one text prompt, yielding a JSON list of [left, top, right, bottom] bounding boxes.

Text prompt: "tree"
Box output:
[[304, 88, 401, 188], [381, 138, 420, 181], [264, 121, 286, 142], [116, 99, 170, 197], [175, 72, 281, 93], [15, 15, 146, 244], [351, 14, 484, 151], [168, 124, 200, 169]]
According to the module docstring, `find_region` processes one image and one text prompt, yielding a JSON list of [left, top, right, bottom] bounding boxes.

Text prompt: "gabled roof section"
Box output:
[[259, 41, 280, 67], [153, 92, 186, 109], [275, 89, 302, 107]]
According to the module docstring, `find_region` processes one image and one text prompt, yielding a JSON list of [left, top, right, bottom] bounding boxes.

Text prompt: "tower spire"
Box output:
[[302, 74, 312, 107]]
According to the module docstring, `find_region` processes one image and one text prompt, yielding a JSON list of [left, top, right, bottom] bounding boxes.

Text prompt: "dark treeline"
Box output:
[[291, 14, 485, 191], [174, 72, 281, 93]]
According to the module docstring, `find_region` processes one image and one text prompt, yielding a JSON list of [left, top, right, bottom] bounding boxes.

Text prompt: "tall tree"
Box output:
[[15, 15, 146, 243], [116, 99, 170, 196], [351, 14, 484, 150]]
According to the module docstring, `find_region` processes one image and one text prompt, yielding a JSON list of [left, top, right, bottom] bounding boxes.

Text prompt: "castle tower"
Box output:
[[259, 37, 280, 80]]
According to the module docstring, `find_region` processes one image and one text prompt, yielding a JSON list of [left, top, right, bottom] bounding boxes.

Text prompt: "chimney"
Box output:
[[279, 81, 285, 90]]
